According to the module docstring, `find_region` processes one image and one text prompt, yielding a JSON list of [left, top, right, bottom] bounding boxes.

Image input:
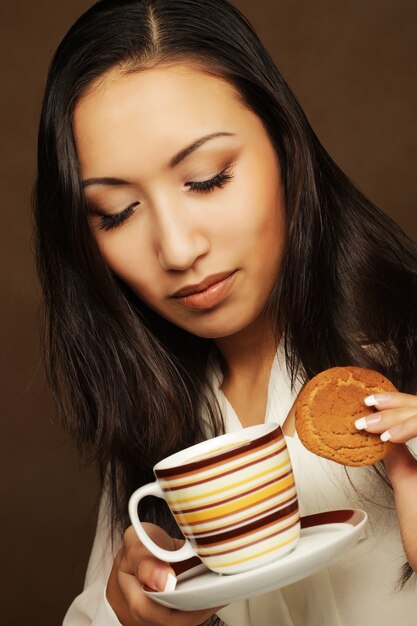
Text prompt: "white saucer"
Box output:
[[144, 509, 367, 611]]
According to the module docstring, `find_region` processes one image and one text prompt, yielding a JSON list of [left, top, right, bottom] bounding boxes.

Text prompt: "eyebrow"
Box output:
[[82, 131, 236, 189]]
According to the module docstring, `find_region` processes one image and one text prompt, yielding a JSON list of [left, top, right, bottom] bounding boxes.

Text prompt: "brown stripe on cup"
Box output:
[[173, 480, 296, 528], [187, 493, 298, 538], [161, 443, 287, 492], [197, 517, 300, 558], [191, 499, 300, 548], [170, 469, 294, 514], [155, 427, 283, 478]]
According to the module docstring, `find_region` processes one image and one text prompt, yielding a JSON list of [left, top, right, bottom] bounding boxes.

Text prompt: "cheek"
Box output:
[[94, 229, 158, 295], [244, 179, 286, 283], [227, 170, 284, 252], [95, 233, 129, 277]]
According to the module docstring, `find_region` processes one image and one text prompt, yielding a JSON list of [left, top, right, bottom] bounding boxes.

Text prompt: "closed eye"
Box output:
[[92, 167, 234, 231], [97, 202, 139, 231], [186, 167, 234, 193]]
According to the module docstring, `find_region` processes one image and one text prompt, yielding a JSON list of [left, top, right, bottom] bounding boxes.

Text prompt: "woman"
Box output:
[[34, 0, 417, 624]]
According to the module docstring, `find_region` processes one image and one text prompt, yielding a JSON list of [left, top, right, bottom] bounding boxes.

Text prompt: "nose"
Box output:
[[154, 200, 210, 271]]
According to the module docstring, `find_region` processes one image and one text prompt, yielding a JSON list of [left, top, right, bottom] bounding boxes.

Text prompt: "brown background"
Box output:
[[1, 1, 416, 624]]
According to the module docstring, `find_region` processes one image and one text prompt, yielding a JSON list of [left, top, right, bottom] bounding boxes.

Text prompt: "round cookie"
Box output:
[[295, 366, 397, 466]]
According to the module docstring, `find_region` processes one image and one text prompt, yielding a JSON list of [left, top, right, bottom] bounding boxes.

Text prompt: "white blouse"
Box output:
[[63, 349, 416, 625]]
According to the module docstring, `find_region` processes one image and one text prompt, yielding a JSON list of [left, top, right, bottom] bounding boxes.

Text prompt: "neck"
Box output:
[[215, 315, 279, 387], [214, 315, 279, 427]]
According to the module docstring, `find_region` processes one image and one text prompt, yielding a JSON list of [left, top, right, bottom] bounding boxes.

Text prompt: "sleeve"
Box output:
[[63, 488, 123, 625]]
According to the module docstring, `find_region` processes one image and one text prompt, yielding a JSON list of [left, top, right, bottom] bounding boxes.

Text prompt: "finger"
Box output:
[[122, 525, 178, 591], [364, 391, 417, 410], [378, 414, 417, 444], [135, 553, 177, 592], [118, 569, 175, 626], [355, 407, 417, 433], [119, 570, 221, 626]]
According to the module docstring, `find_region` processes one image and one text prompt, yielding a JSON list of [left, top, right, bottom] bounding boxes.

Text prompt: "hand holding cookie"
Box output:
[[356, 391, 417, 573], [295, 366, 398, 466], [354, 391, 417, 444], [295, 366, 417, 571]]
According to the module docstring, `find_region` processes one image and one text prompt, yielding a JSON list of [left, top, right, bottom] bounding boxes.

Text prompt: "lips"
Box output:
[[170, 270, 238, 310], [171, 271, 236, 299]]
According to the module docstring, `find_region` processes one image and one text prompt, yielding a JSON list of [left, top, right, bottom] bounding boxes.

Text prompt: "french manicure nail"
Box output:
[[380, 424, 402, 442], [355, 415, 381, 430], [152, 568, 171, 592], [380, 430, 391, 442], [163, 572, 177, 592], [364, 393, 390, 407]]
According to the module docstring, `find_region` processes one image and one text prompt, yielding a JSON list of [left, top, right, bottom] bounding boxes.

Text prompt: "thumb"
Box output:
[[137, 555, 177, 592]]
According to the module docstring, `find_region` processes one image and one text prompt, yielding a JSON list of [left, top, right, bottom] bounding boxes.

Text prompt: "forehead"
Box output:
[[73, 64, 249, 176]]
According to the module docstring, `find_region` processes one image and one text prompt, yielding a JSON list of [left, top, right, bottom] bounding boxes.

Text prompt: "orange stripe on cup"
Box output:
[[167, 461, 291, 507], [198, 517, 300, 557], [178, 486, 297, 531], [172, 474, 295, 524], [192, 500, 300, 548], [205, 530, 300, 569], [186, 493, 298, 537]]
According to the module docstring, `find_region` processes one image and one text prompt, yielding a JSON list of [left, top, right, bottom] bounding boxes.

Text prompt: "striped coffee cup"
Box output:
[[128, 423, 300, 575]]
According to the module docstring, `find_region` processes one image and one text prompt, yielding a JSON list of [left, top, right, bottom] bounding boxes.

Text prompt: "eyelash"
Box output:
[[186, 167, 235, 194], [98, 202, 138, 232], [97, 167, 235, 232]]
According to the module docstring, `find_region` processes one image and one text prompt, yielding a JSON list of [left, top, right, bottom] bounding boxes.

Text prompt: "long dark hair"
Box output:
[[34, 0, 417, 587]]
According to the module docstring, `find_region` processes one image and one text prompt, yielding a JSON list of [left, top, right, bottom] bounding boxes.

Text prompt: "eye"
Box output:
[[186, 167, 235, 194], [96, 202, 140, 232]]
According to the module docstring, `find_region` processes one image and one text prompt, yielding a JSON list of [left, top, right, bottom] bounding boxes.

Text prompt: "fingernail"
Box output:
[[381, 424, 402, 442], [163, 572, 177, 592], [152, 568, 173, 592], [355, 415, 381, 430], [364, 394, 390, 407]]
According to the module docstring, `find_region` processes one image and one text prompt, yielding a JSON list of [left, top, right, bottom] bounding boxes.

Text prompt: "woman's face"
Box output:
[[74, 63, 285, 339]]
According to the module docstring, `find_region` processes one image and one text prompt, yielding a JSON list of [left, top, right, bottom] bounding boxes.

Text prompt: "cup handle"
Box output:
[[128, 482, 196, 562]]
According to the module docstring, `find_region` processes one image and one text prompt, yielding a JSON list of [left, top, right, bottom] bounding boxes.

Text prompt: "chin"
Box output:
[[177, 314, 254, 340]]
